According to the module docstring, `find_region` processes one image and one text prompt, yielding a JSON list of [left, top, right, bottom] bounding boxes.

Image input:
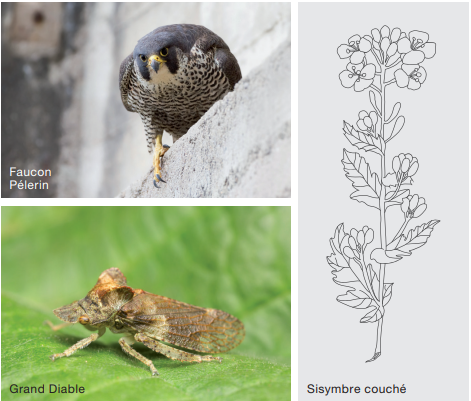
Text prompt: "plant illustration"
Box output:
[[328, 26, 439, 362]]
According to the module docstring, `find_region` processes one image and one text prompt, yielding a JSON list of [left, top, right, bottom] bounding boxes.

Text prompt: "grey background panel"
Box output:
[[299, 2, 468, 399]]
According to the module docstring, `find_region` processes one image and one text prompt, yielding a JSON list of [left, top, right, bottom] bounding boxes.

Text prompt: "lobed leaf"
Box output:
[[342, 150, 381, 209], [389, 220, 440, 254], [343, 122, 383, 155]]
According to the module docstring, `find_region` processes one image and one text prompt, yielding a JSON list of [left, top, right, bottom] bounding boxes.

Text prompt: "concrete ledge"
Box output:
[[118, 39, 291, 198]]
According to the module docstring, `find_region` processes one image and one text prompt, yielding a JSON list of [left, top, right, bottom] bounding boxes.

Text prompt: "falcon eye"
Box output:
[[139, 55, 147, 62], [78, 315, 90, 325], [160, 48, 169, 57]]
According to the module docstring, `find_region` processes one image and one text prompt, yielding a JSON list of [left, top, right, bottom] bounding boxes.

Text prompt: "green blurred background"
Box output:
[[2, 206, 290, 400]]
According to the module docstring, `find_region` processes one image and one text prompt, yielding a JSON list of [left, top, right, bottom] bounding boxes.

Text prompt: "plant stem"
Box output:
[[375, 64, 388, 357]]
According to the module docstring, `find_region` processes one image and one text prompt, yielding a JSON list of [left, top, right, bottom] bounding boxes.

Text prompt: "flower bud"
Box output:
[[409, 194, 419, 210], [380, 37, 390, 54], [364, 228, 374, 245], [387, 42, 398, 57], [343, 246, 356, 259], [401, 158, 410, 172], [357, 230, 365, 246], [414, 203, 427, 218], [401, 197, 410, 214], [371, 28, 381, 42], [390, 27, 401, 42], [392, 156, 400, 173], [370, 112, 378, 125], [348, 236, 357, 250], [408, 161, 419, 177], [380, 25, 390, 38]]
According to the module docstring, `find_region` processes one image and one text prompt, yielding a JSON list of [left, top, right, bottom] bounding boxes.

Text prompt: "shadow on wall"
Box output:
[[1, 2, 291, 198]]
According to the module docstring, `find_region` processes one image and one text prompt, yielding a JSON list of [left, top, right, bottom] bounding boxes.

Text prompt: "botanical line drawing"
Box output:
[[327, 26, 439, 362]]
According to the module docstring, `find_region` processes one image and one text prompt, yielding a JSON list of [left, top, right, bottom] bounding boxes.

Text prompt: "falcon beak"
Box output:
[[148, 55, 166, 73]]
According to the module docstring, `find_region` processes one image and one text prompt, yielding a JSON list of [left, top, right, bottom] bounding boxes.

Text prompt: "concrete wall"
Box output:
[[2, 3, 291, 197]]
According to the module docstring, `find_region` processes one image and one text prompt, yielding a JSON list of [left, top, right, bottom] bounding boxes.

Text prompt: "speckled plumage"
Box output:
[[119, 24, 242, 155]]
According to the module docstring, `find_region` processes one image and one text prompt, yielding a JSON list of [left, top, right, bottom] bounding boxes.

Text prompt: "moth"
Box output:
[[45, 268, 245, 376]]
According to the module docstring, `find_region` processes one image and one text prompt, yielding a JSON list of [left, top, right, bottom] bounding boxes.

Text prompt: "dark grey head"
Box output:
[[133, 24, 229, 81]]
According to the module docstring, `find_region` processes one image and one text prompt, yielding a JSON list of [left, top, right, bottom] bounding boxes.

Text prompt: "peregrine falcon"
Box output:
[[119, 24, 242, 188]]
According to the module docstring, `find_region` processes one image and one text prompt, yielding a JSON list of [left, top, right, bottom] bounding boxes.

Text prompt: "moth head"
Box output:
[[53, 300, 86, 324]]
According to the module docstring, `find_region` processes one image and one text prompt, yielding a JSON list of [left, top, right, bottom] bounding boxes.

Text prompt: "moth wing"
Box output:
[[119, 293, 244, 353]]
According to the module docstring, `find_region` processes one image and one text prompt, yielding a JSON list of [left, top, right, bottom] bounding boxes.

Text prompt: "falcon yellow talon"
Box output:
[[152, 134, 169, 188]]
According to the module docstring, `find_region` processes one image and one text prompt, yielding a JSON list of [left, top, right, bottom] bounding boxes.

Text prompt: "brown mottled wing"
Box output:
[[118, 292, 245, 353], [119, 53, 135, 112]]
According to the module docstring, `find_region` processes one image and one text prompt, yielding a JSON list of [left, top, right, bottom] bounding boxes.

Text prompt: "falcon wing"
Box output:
[[118, 292, 244, 353], [119, 53, 136, 112]]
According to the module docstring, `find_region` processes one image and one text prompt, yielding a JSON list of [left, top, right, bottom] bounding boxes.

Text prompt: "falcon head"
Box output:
[[133, 24, 203, 83]]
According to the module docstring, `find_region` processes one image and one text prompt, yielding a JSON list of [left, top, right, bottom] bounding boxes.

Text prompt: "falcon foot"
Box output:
[[152, 138, 170, 189]]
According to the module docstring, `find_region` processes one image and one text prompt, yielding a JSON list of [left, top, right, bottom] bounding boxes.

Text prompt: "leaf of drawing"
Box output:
[[385, 189, 410, 208], [385, 115, 405, 142], [343, 122, 383, 155], [388, 219, 440, 253], [342, 150, 381, 209], [327, 224, 350, 270], [370, 247, 411, 264]]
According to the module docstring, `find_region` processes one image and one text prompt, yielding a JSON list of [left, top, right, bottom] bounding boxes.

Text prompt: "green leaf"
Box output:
[[342, 150, 381, 209], [2, 207, 291, 400]]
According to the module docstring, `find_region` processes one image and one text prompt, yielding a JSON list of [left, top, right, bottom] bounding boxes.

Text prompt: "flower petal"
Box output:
[[422, 42, 436, 58], [416, 66, 427, 83], [397, 37, 412, 54], [339, 70, 358, 88], [410, 194, 419, 210], [403, 50, 425, 64], [348, 34, 361, 44], [359, 37, 372, 52], [350, 51, 365, 64], [394, 69, 409, 88], [364, 116, 372, 127], [354, 78, 373, 92], [359, 110, 368, 119], [337, 44, 355, 59], [409, 30, 429, 44], [361, 64, 376, 79], [408, 78, 421, 90]]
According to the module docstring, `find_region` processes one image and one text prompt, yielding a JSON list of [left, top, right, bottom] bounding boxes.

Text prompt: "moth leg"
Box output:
[[135, 333, 222, 364], [44, 321, 74, 331], [50, 327, 105, 361], [119, 335, 159, 376]]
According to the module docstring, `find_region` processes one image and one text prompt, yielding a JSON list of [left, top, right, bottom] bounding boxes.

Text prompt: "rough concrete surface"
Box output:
[[118, 40, 291, 198]]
